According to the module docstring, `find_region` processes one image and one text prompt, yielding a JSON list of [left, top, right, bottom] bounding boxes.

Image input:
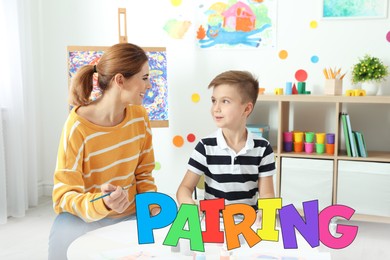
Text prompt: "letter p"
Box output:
[[135, 192, 177, 244]]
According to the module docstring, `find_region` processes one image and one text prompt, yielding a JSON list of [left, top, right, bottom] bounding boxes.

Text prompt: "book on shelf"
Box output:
[[340, 113, 352, 157], [353, 131, 368, 157], [345, 114, 358, 157]]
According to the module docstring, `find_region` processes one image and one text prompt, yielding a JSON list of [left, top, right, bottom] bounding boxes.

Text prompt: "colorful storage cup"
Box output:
[[326, 143, 335, 155], [316, 143, 325, 154], [283, 131, 293, 142], [284, 141, 293, 152], [294, 141, 304, 152], [305, 132, 315, 143], [304, 142, 314, 153], [293, 131, 304, 143], [326, 133, 335, 144], [316, 132, 326, 144]]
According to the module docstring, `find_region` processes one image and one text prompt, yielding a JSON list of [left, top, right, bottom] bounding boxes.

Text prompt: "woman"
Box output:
[[48, 43, 159, 259]]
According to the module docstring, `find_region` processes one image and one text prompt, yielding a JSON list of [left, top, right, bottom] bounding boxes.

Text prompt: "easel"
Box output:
[[118, 8, 128, 43]]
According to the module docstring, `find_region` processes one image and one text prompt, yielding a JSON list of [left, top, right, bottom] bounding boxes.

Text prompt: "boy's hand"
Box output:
[[255, 210, 263, 228], [181, 197, 197, 205], [101, 184, 130, 213]]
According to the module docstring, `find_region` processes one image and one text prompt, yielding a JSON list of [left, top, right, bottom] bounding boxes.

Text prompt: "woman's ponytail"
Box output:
[[69, 64, 95, 106]]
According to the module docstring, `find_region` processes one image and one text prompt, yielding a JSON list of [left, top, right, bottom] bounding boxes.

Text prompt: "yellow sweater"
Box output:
[[52, 105, 156, 222]]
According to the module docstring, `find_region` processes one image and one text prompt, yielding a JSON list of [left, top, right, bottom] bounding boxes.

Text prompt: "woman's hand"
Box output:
[[150, 206, 161, 216], [101, 184, 130, 213]]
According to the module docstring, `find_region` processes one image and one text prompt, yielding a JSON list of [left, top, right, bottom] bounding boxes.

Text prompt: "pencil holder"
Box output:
[[324, 79, 342, 95]]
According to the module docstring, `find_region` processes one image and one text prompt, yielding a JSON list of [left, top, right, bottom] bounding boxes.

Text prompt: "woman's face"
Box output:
[[121, 62, 151, 105]]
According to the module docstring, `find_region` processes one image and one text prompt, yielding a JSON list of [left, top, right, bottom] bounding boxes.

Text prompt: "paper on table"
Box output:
[[89, 245, 174, 260], [88, 220, 171, 245]]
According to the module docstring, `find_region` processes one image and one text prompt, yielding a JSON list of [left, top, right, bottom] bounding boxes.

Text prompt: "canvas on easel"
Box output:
[[67, 8, 168, 128], [67, 46, 168, 128]]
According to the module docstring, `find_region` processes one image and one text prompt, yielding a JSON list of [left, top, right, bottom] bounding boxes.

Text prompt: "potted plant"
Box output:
[[351, 54, 389, 95]]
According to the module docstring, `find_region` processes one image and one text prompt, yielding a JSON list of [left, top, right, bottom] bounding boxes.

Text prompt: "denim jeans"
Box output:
[[48, 212, 135, 260]]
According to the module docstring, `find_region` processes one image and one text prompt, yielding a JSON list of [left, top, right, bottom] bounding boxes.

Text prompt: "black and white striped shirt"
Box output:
[[188, 128, 276, 210]]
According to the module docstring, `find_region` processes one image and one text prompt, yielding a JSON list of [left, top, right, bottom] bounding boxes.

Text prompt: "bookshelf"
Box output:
[[255, 95, 390, 223]]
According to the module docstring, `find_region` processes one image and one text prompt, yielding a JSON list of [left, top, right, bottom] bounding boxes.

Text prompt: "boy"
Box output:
[[176, 70, 276, 215]]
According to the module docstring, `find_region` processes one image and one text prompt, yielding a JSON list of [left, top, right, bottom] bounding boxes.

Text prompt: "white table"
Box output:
[[68, 219, 331, 259]]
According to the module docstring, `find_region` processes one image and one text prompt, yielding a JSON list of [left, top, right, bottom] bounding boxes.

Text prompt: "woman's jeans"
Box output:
[[48, 212, 135, 260]]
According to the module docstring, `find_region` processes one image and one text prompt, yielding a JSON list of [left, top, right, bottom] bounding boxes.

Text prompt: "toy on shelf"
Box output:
[[292, 83, 298, 94], [274, 88, 284, 95], [258, 87, 265, 95], [346, 89, 366, 96], [278, 81, 310, 96], [297, 82, 306, 94], [285, 82, 293, 95]]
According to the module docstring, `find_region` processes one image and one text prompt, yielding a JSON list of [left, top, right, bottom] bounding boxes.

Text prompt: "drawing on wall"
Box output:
[[163, 19, 192, 39], [195, 0, 276, 49], [67, 46, 168, 127], [323, 0, 388, 19]]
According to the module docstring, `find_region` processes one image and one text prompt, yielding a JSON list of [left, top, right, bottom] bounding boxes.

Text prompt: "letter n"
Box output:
[[279, 200, 320, 249]]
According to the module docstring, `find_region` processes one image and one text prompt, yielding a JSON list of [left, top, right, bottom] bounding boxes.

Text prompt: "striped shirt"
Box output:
[[52, 105, 156, 222], [188, 128, 276, 209]]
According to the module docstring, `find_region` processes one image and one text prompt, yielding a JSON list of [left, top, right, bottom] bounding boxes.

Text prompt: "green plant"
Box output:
[[351, 55, 389, 84]]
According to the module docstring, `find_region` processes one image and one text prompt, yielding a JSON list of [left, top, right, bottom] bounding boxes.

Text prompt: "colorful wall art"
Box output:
[[195, 0, 276, 49], [323, 0, 388, 19], [67, 46, 168, 127]]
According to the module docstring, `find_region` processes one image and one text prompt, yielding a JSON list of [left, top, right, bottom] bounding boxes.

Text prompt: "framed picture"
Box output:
[[67, 46, 168, 128], [322, 0, 388, 19]]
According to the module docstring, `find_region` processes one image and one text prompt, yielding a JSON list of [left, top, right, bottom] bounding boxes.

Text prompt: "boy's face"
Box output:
[[210, 84, 252, 129]]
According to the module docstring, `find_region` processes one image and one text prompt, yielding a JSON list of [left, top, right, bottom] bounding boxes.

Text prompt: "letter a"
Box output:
[[163, 204, 204, 252]]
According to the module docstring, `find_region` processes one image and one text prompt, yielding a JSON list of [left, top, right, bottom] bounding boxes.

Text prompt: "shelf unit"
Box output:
[[256, 95, 390, 223]]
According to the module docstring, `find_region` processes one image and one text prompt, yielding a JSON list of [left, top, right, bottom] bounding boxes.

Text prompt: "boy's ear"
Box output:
[[245, 102, 254, 115]]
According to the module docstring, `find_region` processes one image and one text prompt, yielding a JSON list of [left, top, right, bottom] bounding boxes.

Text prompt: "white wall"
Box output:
[[34, 0, 390, 196]]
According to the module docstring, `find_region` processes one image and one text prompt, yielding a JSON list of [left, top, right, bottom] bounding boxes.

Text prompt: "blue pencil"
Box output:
[[90, 186, 130, 203]]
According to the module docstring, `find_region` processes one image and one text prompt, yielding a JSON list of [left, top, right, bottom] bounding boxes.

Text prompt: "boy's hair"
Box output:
[[207, 70, 259, 106]]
